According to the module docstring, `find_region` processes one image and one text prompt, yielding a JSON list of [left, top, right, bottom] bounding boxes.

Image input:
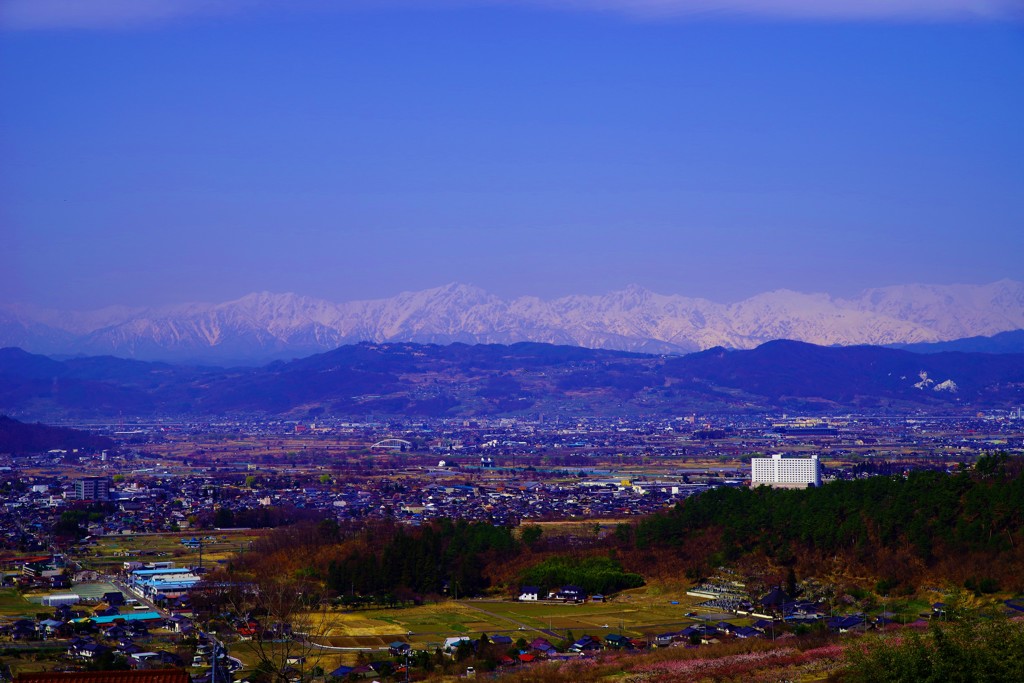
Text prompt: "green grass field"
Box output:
[[312, 587, 711, 650], [884, 597, 936, 622], [0, 588, 38, 618], [463, 590, 709, 636]]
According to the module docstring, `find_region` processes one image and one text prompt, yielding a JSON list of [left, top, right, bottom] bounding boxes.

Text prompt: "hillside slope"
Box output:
[[1, 341, 1022, 418]]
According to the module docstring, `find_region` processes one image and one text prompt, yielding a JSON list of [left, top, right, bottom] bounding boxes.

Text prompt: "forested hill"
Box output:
[[2, 340, 1024, 418], [629, 454, 1024, 593], [0, 415, 114, 455]]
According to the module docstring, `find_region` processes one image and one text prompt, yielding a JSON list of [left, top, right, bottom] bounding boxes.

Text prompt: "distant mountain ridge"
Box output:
[[0, 414, 114, 454], [1, 340, 1023, 419], [2, 280, 1022, 363], [891, 329, 1024, 355]]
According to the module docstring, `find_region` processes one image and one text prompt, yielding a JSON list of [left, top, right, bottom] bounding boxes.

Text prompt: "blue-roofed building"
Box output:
[[129, 567, 201, 598], [327, 666, 353, 678], [130, 568, 192, 579], [73, 611, 163, 625]]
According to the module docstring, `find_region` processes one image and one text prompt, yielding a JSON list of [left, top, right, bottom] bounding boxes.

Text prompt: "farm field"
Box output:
[[80, 530, 263, 573], [0, 588, 36, 618], [518, 519, 632, 541], [316, 602, 482, 650], [0, 647, 72, 678], [311, 586, 715, 650], [467, 582, 728, 636], [229, 639, 362, 675], [23, 581, 121, 606], [142, 435, 371, 463]]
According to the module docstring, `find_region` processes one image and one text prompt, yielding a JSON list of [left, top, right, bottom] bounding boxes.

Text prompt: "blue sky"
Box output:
[[1, 1, 1022, 308]]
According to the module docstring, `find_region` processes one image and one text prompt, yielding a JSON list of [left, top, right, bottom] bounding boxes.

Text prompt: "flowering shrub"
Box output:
[[495, 633, 848, 682], [625, 642, 847, 682], [634, 648, 800, 681]]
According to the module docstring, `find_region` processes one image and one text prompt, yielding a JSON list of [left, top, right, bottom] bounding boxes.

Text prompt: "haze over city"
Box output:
[[2, 1, 1022, 310]]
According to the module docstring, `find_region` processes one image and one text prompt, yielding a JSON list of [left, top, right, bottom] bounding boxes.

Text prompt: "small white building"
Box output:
[[751, 454, 820, 488], [519, 586, 540, 601], [443, 636, 471, 654]]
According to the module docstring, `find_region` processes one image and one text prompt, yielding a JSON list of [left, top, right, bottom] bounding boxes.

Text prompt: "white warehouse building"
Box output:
[[751, 454, 821, 488]]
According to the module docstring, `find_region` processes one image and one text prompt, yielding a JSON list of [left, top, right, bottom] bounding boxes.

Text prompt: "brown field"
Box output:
[[515, 518, 633, 540], [141, 434, 373, 464], [229, 639, 365, 673], [81, 530, 263, 573]]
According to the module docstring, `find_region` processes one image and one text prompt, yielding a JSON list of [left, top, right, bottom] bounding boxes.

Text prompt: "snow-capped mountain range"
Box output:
[[2, 280, 1022, 363]]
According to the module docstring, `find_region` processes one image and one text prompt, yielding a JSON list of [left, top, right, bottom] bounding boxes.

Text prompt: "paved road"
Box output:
[[106, 575, 160, 613]]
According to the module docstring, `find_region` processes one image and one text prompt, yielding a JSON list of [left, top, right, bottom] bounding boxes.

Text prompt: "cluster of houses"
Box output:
[[254, 477, 706, 527], [433, 634, 597, 667], [0, 474, 207, 544], [1, 460, 710, 555], [2, 600, 185, 665], [517, 585, 590, 602], [0, 584, 249, 683], [2, 554, 72, 592]]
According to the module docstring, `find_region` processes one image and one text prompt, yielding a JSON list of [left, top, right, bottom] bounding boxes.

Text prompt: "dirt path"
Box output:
[[458, 601, 561, 639]]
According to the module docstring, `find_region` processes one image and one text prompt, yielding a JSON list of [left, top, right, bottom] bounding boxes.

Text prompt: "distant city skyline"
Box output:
[[1, 2, 1022, 309]]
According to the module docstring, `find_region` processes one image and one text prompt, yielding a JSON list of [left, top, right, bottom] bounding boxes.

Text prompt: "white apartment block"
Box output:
[[751, 454, 821, 488]]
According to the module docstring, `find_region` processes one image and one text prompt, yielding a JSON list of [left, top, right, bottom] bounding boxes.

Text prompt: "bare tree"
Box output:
[[196, 571, 333, 683]]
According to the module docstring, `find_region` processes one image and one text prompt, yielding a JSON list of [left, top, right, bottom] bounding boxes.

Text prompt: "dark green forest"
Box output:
[[519, 556, 644, 595], [325, 519, 518, 602], [632, 453, 1024, 590]]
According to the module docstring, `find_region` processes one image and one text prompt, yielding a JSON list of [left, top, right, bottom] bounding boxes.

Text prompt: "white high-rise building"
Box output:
[[751, 454, 820, 488], [75, 476, 112, 501]]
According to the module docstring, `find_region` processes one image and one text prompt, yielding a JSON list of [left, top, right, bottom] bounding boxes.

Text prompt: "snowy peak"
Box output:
[[845, 280, 1024, 339], [2, 280, 1022, 363]]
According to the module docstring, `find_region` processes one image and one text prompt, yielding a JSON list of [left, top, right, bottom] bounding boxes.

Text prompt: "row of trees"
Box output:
[[209, 504, 328, 530]]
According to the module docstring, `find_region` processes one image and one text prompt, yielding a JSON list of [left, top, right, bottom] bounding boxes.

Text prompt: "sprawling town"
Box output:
[[1, 411, 1022, 681], [5, 412, 1023, 539]]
